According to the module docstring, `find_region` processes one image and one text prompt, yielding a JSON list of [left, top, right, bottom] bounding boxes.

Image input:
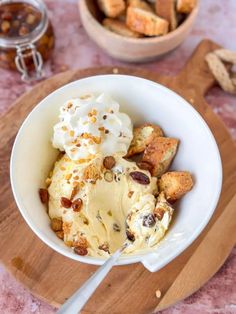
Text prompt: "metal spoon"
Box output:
[[57, 242, 129, 314]]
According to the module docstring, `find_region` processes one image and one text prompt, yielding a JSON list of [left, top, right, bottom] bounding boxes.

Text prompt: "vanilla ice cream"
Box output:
[[47, 93, 174, 256]]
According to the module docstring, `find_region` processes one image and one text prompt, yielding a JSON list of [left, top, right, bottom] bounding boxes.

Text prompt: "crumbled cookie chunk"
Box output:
[[159, 171, 193, 202], [127, 123, 163, 157], [97, 0, 125, 18], [128, 0, 153, 12], [126, 7, 169, 36], [155, 0, 177, 31], [142, 137, 179, 177], [83, 163, 100, 183], [176, 0, 196, 13]]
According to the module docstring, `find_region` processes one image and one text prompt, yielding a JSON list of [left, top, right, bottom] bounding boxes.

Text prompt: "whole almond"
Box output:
[[130, 171, 150, 185], [60, 197, 72, 208], [74, 246, 88, 256], [72, 198, 83, 212], [39, 188, 49, 204], [103, 156, 116, 169]]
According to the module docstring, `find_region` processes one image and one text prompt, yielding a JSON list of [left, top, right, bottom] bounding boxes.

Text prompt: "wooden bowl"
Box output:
[[78, 0, 199, 62]]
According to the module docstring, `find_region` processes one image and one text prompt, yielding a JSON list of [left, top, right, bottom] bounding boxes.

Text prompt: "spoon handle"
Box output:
[[57, 246, 125, 314]]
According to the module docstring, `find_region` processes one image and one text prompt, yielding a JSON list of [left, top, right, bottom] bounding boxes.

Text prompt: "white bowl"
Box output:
[[10, 75, 222, 272]]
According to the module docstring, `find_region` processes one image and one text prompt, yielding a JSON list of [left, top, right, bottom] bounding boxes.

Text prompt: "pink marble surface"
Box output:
[[0, 0, 235, 313]]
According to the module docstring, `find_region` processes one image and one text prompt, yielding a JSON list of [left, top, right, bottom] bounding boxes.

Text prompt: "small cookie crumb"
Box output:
[[113, 68, 119, 74], [155, 290, 162, 298]]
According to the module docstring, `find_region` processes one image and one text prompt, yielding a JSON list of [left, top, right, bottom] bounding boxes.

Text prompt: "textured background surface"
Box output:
[[0, 0, 235, 313]]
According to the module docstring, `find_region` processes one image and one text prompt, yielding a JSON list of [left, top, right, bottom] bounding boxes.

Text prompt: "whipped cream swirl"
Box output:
[[52, 93, 133, 160]]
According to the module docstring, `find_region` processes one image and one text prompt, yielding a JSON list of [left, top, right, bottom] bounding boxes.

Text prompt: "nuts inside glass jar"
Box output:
[[0, 1, 54, 72]]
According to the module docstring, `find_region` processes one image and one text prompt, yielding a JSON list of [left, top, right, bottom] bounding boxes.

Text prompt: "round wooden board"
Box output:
[[0, 40, 236, 314]]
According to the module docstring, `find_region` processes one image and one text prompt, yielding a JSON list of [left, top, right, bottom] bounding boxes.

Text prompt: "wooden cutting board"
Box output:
[[0, 39, 236, 314]]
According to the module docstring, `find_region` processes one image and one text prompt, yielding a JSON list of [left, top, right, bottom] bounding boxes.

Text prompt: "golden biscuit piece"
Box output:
[[97, 0, 126, 18], [155, 0, 177, 31], [142, 137, 179, 176], [128, 0, 153, 12], [126, 123, 164, 157], [159, 171, 193, 202], [126, 7, 169, 36], [103, 18, 142, 37], [176, 0, 196, 14]]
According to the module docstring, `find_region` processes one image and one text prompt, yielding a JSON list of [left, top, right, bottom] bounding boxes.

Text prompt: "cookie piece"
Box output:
[[159, 171, 193, 202], [176, 0, 196, 14], [126, 7, 169, 36], [142, 137, 179, 177], [155, 0, 177, 31], [97, 0, 126, 18], [128, 0, 153, 12], [103, 18, 142, 37], [126, 123, 164, 157]]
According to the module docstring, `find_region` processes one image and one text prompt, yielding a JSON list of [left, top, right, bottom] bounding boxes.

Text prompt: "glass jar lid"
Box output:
[[0, 0, 49, 48]]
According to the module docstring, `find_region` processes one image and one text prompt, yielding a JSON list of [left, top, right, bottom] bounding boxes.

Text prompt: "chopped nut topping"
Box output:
[[103, 156, 116, 169], [72, 198, 83, 212], [51, 218, 62, 231], [130, 171, 150, 185], [60, 166, 66, 171], [105, 129, 109, 134], [99, 242, 110, 253], [65, 240, 73, 247], [65, 173, 72, 180], [63, 222, 72, 235], [70, 185, 79, 200], [90, 116, 97, 123], [128, 191, 134, 198], [73, 236, 88, 248], [113, 223, 121, 232], [107, 210, 112, 216], [60, 197, 72, 208], [69, 130, 75, 137], [83, 164, 100, 183], [99, 127, 105, 131], [103, 115, 107, 120], [39, 188, 49, 204], [62, 126, 67, 131], [45, 178, 52, 187], [104, 171, 113, 182]]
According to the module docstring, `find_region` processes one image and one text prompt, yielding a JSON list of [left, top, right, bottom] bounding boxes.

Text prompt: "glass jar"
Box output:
[[0, 0, 54, 82]]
